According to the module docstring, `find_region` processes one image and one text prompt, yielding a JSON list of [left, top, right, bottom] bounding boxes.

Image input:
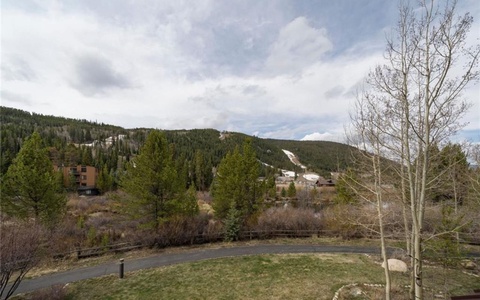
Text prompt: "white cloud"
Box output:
[[265, 17, 333, 75], [1, 0, 478, 142], [301, 132, 337, 142]]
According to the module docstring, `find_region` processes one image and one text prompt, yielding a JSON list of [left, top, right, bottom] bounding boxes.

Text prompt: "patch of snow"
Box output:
[[282, 149, 306, 169], [282, 170, 296, 177], [282, 149, 296, 161], [262, 161, 273, 168], [304, 173, 319, 181]]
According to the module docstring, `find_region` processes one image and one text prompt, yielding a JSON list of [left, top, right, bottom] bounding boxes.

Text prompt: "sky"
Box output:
[[1, 0, 479, 142]]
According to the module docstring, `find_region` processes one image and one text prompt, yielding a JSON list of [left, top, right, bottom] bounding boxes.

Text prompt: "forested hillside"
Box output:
[[268, 139, 355, 177], [1, 106, 355, 182]]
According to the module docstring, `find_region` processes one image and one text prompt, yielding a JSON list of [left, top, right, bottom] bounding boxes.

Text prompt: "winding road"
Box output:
[[10, 244, 387, 297]]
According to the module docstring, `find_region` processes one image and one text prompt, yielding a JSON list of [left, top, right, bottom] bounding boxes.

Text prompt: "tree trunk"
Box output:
[[378, 201, 391, 300], [413, 230, 423, 299]]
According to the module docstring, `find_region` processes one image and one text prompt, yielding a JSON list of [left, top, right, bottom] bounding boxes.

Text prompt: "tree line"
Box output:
[[1, 106, 357, 185], [0, 129, 268, 297]]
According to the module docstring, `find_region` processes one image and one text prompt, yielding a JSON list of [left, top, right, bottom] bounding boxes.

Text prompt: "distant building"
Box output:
[[315, 178, 336, 187], [77, 185, 100, 196], [55, 165, 99, 195]]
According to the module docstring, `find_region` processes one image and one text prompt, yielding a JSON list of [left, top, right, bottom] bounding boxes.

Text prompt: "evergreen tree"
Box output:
[[85, 129, 92, 142], [212, 139, 262, 220], [334, 169, 358, 204], [1, 132, 66, 226], [224, 204, 241, 242], [63, 144, 81, 166], [67, 171, 77, 192], [287, 182, 296, 198], [173, 185, 199, 217], [281, 187, 287, 198], [194, 150, 206, 191], [265, 175, 276, 198], [96, 164, 114, 194], [212, 149, 240, 219], [81, 146, 93, 166], [120, 130, 184, 230], [439, 143, 469, 205]]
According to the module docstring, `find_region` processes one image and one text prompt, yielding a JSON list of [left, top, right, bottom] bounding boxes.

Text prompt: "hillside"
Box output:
[[268, 139, 355, 177], [0, 106, 354, 178]]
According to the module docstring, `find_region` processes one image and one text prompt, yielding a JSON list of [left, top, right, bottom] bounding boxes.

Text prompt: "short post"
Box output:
[[119, 258, 124, 279]]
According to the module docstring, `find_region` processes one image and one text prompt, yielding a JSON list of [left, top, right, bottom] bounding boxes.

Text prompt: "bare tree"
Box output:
[[0, 222, 44, 299], [349, 0, 479, 299], [348, 95, 394, 299], [467, 144, 480, 205]]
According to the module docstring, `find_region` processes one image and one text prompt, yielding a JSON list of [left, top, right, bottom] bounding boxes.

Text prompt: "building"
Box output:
[[315, 178, 336, 187], [55, 165, 99, 195]]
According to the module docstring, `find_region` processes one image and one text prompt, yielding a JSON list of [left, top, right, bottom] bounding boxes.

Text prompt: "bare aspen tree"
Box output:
[[349, 0, 479, 299], [0, 222, 43, 299], [348, 94, 393, 299]]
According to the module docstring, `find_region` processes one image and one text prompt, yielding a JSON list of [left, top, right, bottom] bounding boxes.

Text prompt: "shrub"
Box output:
[[29, 284, 67, 300], [155, 213, 223, 247], [253, 207, 323, 237], [322, 204, 367, 239], [224, 205, 241, 242]]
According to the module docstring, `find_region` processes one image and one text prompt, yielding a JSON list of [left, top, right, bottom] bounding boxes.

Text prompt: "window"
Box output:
[[81, 166, 87, 172], [81, 175, 87, 180]]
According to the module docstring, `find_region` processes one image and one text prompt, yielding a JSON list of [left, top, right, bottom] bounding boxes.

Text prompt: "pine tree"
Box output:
[[194, 150, 206, 191], [81, 146, 93, 166], [281, 187, 287, 198], [334, 169, 358, 204], [96, 164, 114, 194], [287, 182, 296, 198], [1, 132, 66, 226], [265, 175, 277, 198], [212, 149, 240, 219], [120, 130, 184, 230], [224, 204, 241, 242], [212, 138, 262, 220], [174, 185, 199, 217]]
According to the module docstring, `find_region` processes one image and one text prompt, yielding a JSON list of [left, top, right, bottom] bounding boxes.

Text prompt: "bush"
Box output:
[[29, 284, 67, 300], [154, 213, 223, 247], [322, 204, 369, 239], [253, 207, 323, 237]]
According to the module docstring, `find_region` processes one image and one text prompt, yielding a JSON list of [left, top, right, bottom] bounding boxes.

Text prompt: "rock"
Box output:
[[461, 260, 477, 270], [350, 287, 363, 296], [382, 258, 408, 272]]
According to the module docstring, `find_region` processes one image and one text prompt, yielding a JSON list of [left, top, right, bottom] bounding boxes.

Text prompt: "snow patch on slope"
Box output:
[[304, 173, 320, 181], [282, 149, 306, 169]]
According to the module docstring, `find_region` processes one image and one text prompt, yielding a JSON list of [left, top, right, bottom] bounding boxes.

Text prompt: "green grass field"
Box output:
[[62, 253, 479, 300]]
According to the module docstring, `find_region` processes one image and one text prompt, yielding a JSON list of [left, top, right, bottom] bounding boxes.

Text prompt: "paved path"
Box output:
[[8, 244, 387, 297]]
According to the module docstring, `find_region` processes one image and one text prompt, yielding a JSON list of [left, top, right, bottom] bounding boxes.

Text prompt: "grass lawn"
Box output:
[[24, 237, 398, 280], [62, 253, 479, 300]]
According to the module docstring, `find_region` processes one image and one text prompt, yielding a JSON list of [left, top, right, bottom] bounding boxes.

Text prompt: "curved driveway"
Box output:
[[10, 244, 386, 297]]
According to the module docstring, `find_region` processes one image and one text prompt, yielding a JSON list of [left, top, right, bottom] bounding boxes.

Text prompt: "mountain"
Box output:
[[0, 106, 355, 179]]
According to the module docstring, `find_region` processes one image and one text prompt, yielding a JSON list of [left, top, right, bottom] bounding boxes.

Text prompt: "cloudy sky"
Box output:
[[1, 0, 479, 142]]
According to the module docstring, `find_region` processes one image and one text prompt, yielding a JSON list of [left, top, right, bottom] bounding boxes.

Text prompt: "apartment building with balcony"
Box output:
[[55, 165, 99, 195]]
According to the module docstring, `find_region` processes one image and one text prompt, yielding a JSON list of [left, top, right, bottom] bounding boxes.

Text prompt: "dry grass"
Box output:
[[66, 254, 385, 300], [23, 237, 398, 280], [63, 253, 479, 300]]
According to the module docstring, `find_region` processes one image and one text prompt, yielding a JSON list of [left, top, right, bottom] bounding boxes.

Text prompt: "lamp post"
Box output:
[[119, 258, 124, 279]]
